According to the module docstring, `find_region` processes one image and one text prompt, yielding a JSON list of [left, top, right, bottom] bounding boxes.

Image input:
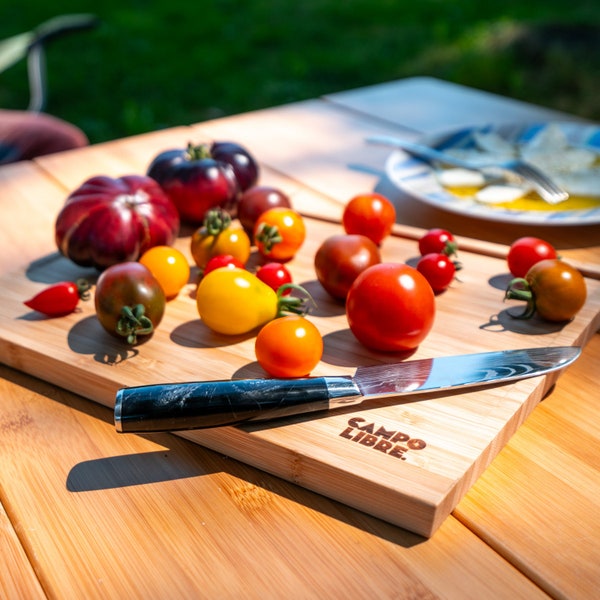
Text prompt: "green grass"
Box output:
[[2, 1, 599, 144]]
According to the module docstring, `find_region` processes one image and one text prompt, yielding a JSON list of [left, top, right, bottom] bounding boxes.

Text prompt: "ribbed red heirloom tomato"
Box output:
[[346, 263, 435, 352], [55, 175, 180, 270]]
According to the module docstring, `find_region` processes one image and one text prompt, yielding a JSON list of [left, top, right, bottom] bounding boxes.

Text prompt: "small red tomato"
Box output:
[[254, 207, 306, 262], [256, 262, 293, 294], [24, 279, 91, 317], [416, 253, 456, 293], [314, 234, 381, 300], [507, 236, 557, 278], [342, 192, 396, 245], [346, 263, 435, 352], [255, 316, 323, 377], [203, 254, 246, 277], [418, 228, 457, 257]]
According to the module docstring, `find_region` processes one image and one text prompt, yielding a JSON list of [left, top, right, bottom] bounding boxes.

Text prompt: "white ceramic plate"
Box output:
[[385, 122, 600, 225]]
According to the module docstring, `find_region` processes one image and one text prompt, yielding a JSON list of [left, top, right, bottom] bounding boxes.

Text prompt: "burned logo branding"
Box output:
[[339, 416, 426, 460]]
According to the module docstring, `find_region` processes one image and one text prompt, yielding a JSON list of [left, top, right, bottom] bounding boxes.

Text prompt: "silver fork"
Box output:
[[367, 134, 569, 204]]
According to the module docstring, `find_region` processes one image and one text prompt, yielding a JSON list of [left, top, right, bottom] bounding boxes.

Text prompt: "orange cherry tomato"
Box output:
[[139, 246, 191, 299], [190, 209, 251, 270], [254, 207, 306, 262], [342, 192, 396, 245], [255, 315, 323, 377]]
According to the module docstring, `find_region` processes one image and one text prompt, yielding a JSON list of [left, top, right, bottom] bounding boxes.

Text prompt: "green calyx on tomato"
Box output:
[[203, 208, 232, 236], [115, 304, 155, 345], [254, 222, 282, 252], [185, 142, 212, 161]]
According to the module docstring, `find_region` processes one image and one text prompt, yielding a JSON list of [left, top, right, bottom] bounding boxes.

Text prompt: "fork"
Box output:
[[366, 134, 570, 204]]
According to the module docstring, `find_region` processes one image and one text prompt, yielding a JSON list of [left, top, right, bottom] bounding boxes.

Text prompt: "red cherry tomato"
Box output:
[[314, 234, 381, 300], [256, 262, 293, 294], [507, 237, 557, 278], [418, 228, 457, 257], [255, 316, 323, 377], [342, 192, 396, 245], [416, 253, 456, 293], [203, 254, 246, 277], [346, 263, 435, 352], [24, 279, 91, 317]]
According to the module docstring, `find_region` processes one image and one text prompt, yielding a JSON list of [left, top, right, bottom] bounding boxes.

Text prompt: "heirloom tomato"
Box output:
[[346, 263, 435, 352], [418, 228, 457, 257], [196, 268, 308, 335], [254, 208, 306, 262], [95, 262, 166, 345], [210, 141, 260, 191], [237, 185, 292, 236], [505, 259, 586, 322], [147, 143, 240, 224], [190, 209, 251, 270], [24, 279, 91, 317], [55, 175, 180, 270], [342, 192, 396, 245], [139, 246, 190, 299], [255, 316, 323, 378], [314, 234, 381, 300], [507, 236, 557, 278], [416, 253, 456, 293]]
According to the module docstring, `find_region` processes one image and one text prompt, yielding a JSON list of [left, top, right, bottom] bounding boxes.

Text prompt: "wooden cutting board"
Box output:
[[1, 210, 598, 537]]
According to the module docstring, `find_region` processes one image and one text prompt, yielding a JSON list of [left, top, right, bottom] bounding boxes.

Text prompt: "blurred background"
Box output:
[[2, 1, 599, 145]]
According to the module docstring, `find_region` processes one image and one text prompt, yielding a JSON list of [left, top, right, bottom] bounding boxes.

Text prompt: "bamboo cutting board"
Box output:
[[1, 211, 599, 537]]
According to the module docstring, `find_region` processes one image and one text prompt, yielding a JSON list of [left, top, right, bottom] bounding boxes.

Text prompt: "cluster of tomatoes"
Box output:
[[505, 237, 587, 322], [24, 138, 588, 378]]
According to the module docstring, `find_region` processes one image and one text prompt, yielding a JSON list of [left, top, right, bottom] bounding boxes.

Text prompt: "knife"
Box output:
[[114, 346, 580, 433]]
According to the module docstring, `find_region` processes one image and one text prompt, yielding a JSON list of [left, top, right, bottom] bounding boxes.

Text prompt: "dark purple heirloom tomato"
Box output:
[[147, 143, 240, 224], [237, 185, 292, 236], [54, 175, 180, 270], [94, 262, 166, 345], [210, 141, 259, 192]]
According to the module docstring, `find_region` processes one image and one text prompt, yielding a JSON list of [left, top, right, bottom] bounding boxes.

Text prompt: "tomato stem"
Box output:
[[255, 223, 282, 252], [186, 142, 212, 161], [276, 283, 315, 317], [76, 278, 92, 301], [116, 304, 154, 344], [203, 208, 231, 236], [504, 277, 536, 319]]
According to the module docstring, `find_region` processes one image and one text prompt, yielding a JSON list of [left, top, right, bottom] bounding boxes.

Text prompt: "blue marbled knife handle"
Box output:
[[114, 376, 361, 432]]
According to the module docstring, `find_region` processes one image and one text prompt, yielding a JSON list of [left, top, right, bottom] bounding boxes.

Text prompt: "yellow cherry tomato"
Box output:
[[255, 315, 323, 377], [190, 209, 251, 270], [196, 268, 278, 335], [139, 246, 190, 299], [196, 268, 308, 335]]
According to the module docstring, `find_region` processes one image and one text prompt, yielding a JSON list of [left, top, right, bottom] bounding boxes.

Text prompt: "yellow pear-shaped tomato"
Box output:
[[196, 268, 281, 335]]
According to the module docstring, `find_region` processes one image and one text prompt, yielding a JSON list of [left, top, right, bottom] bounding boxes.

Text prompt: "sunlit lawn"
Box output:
[[2, 1, 599, 143]]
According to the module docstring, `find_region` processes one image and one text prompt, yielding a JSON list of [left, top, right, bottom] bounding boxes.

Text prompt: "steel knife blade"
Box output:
[[114, 346, 580, 433]]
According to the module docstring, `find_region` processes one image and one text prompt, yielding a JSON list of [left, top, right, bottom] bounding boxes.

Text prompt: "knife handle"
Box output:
[[114, 376, 361, 433]]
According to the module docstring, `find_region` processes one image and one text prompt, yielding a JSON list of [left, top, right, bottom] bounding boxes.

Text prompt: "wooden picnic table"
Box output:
[[1, 77, 599, 599]]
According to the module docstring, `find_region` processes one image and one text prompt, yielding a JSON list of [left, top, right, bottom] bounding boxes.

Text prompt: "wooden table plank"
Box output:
[[0, 501, 46, 599], [0, 364, 550, 599]]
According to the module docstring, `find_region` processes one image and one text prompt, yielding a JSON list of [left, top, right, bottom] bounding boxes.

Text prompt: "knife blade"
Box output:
[[114, 346, 580, 433]]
